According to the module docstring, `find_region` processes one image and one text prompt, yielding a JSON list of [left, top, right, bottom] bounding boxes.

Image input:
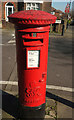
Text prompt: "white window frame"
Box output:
[[51, 12, 55, 15], [24, 0, 43, 3], [59, 13, 62, 16], [5, 3, 14, 21], [26, 3, 40, 10]]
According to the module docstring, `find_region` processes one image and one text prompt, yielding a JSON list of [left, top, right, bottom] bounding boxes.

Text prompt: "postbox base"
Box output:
[[18, 102, 45, 119]]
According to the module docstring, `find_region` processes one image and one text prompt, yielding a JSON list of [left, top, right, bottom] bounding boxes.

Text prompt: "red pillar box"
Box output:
[[8, 10, 56, 118]]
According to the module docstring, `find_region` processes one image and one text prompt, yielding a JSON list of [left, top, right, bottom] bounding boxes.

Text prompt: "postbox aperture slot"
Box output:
[[24, 39, 43, 43], [40, 39, 43, 43], [29, 33, 32, 37], [27, 50, 40, 68]]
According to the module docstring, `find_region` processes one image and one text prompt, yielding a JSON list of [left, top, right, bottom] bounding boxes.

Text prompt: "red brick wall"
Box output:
[[24, 3, 42, 10], [2, 1, 18, 20], [0, 1, 2, 21], [2, 1, 18, 28], [42, 2, 52, 13], [40, 3, 42, 10], [24, 2, 52, 12], [24, 3, 26, 10]]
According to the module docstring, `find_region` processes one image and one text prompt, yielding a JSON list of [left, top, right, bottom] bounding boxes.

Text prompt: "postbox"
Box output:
[[8, 10, 56, 118]]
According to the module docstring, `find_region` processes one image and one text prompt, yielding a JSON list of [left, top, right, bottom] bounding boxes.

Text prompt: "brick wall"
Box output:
[[24, 3, 42, 10], [42, 2, 52, 13], [24, 2, 51, 12], [2, 2, 4, 20], [18, 2, 24, 11], [2, 1, 52, 28], [40, 3, 42, 10], [0, 1, 2, 21], [2, 2, 18, 20], [2, 1, 18, 28], [24, 3, 26, 10]]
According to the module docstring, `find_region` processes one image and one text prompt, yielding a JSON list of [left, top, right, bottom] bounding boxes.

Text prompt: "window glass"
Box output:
[[5, 2, 14, 21], [51, 12, 55, 15], [32, 3, 35, 7], [36, 8, 39, 10], [26, 3, 40, 10], [36, 3, 39, 8], [60, 13, 62, 16], [7, 2, 14, 6], [31, 7, 34, 10], [8, 8, 12, 16], [27, 7, 30, 10], [27, 3, 31, 6], [33, 8, 35, 10]]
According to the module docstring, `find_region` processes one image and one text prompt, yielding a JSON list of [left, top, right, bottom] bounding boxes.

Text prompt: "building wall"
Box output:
[[2, 1, 52, 28], [42, 2, 52, 13], [24, 3, 26, 10], [2, 2, 4, 20], [24, 2, 52, 12], [40, 3, 42, 10], [2, 1, 18, 28], [2, 2, 18, 20], [0, 1, 2, 21], [18, 2, 24, 11]]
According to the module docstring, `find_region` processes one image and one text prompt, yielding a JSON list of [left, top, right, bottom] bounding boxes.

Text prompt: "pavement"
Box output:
[[0, 26, 73, 119]]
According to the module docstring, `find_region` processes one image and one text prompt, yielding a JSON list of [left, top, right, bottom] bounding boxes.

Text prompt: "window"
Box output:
[[26, 3, 40, 10], [59, 13, 62, 16], [5, 2, 14, 21], [51, 12, 55, 15]]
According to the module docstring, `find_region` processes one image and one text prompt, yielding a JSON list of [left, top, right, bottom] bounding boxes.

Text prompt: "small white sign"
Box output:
[[28, 50, 39, 68], [55, 20, 61, 23]]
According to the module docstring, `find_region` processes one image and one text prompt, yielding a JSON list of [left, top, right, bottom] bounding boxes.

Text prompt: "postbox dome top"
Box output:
[[8, 10, 57, 25]]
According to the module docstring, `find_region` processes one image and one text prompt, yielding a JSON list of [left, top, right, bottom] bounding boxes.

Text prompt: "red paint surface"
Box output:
[[8, 10, 57, 25], [8, 10, 57, 107]]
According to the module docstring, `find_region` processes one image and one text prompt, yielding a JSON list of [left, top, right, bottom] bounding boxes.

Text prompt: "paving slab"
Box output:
[[2, 110, 14, 119], [46, 89, 73, 119], [5, 63, 17, 91], [44, 115, 54, 119], [57, 102, 72, 119], [2, 45, 16, 90], [1, 89, 56, 119], [2, 29, 15, 44]]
